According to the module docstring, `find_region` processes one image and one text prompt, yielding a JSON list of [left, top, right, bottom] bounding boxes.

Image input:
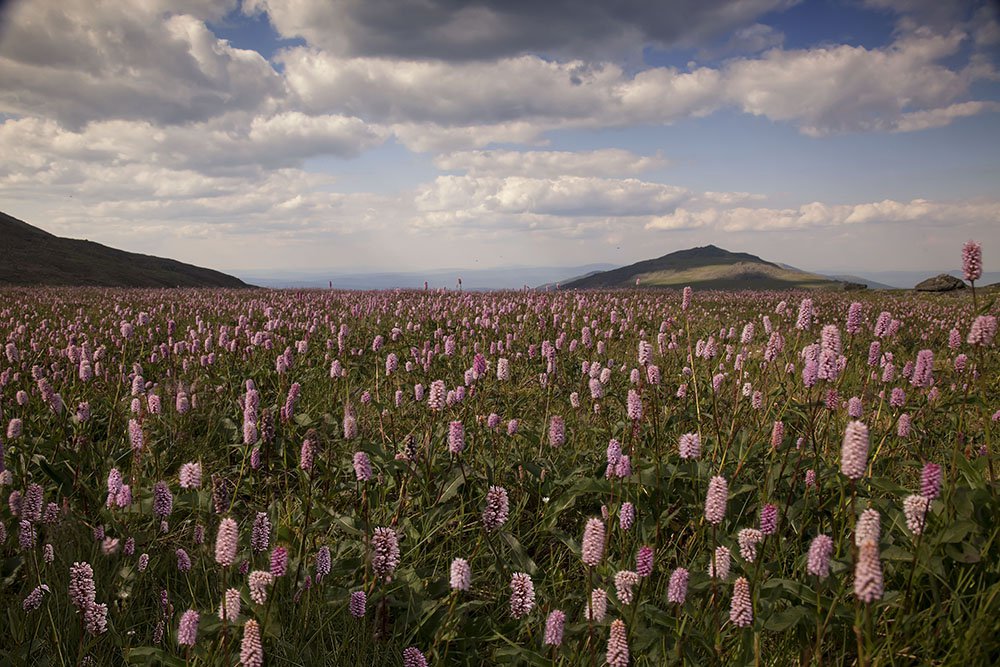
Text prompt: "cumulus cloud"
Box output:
[[415, 175, 689, 218], [2, 0, 995, 150], [245, 0, 797, 61], [0, 113, 387, 177], [276, 27, 997, 147], [863, 0, 986, 28], [646, 199, 1000, 232], [699, 23, 785, 59], [433, 149, 666, 178], [0, 1, 282, 127], [723, 28, 990, 135]]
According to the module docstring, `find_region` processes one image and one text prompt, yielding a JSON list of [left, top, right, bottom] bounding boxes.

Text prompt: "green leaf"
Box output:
[[126, 647, 188, 666], [500, 532, 538, 576], [938, 520, 977, 544], [945, 542, 980, 563], [765, 605, 808, 632], [437, 469, 466, 504], [881, 545, 913, 561]]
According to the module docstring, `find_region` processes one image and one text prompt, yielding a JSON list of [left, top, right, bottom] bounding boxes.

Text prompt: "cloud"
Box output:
[[862, 0, 985, 28], [720, 28, 988, 134], [0, 113, 387, 178], [415, 175, 690, 218], [646, 199, 1000, 232], [0, 1, 281, 127], [276, 27, 997, 148], [699, 23, 785, 59], [2, 0, 994, 149], [245, 0, 797, 61], [893, 100, 1000, 131], [433, 149, 666, 178]]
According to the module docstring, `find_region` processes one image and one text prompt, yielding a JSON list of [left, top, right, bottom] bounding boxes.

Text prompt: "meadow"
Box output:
[[0, 253, 997, 665]]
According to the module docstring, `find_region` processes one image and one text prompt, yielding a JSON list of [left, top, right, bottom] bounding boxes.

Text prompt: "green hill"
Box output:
[[0, 211, 250, 288], [560, 245, 860, 291]]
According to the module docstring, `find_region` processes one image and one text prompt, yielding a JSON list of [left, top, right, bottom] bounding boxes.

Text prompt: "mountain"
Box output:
[[776, 264, 895, 290], [236, 264, 618, 290], [561, 245, 858, 291], [820, 274, 894, 290], [0, 212, 250, 288]]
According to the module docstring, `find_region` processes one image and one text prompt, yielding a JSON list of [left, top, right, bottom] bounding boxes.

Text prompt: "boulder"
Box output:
[[914, 274, 966, 292]]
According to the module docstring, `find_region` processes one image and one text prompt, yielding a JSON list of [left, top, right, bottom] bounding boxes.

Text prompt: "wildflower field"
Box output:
[[1, 256, 997, 665]]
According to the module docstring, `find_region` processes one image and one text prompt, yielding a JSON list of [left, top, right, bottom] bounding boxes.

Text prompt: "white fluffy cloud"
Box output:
[[0, 1, 281, 127], [646, 199, 1000, 232], [0, 113, 386, 178], [275, 26, 997, 147], [434, 149, 666, 178]]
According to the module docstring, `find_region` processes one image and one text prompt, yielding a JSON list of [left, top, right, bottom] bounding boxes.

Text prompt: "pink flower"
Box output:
[[450, 558, 471, 591], [759, 503, 778, 535], [903, 494, 930, 535], [708, 546, 731, 579], [371, 527, 400, 577], [177, 609, 199, 647], [269, 546, 288, 577], [770, 421, 784, 450], [920, 463, 942, 500], [548, 416, 565, 447], [214, 518, 239, 567], [353, 451, 373, 481], [614, 503, 634, 533], [704, 476, 728, 525], [544, 610, 566, 646], [636, 545, 654, 577], [402, 647, 428, 667], [179, 463, 201, 489], [509, 572, 535, 618], [840, 421, 869, 480], [854, 541, 883, 603], [585, 588, 607, 621], [249, 570, 273, 605], [581, 518, 605, 567], [349, 590, 367, 618], [606, 619, 629, 667], [626, 389, 642, 421], [738, 528, 763, 562], [678, 432, 700, 459], [962, 240, 982, 282], [448, 421, 465, 454], [240, 619, 264, 667], [807, 535, 833, 578], [667, 567, 689, 604], [482, 486, 510, 531], [729, 577, 753, 628], [219, 588, 241, 621], [855, 509, 881, 546], [795, 298, 813, 330], [968, 315, 997, 346]]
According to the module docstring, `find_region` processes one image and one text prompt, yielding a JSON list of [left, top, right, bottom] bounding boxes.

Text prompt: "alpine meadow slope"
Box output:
[[0, 212, 250, 288]]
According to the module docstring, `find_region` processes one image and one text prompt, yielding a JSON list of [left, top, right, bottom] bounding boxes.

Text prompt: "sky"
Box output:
[[1, 0, 999, 277]]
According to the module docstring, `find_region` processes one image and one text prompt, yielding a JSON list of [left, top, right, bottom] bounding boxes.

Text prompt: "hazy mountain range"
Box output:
[[3, 211, 994, 290]]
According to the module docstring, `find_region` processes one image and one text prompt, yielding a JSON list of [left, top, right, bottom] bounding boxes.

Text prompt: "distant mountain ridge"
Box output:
[[561, 245, 860, 291], [237, 264, 618, 290], [0, 211, 250, 288], [775, 264, 895, 290]]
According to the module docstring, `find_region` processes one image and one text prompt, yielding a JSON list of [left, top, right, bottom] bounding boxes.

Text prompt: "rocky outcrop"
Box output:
[[914, 274, 966, 292]]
